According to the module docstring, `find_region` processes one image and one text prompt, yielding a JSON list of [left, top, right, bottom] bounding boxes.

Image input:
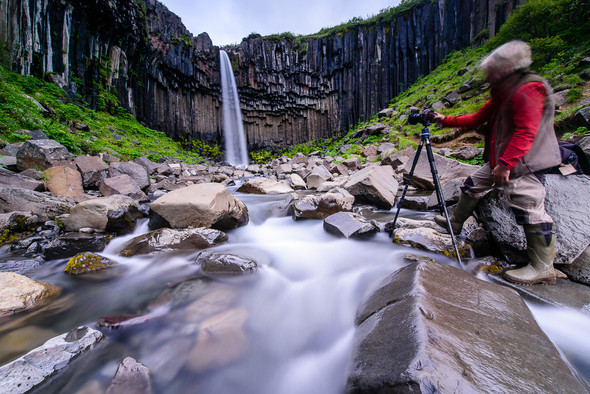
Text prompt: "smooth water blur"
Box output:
[[0, 191, 588, 393]]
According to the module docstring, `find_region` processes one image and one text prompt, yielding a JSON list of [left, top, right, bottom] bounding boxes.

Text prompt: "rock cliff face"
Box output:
[[0, 0, 521, 149]]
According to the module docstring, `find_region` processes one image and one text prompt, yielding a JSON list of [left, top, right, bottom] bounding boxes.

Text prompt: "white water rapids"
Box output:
[[0, 190, 589, 392]]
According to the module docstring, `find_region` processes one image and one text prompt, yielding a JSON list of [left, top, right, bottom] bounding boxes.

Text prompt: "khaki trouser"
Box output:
[[461, 163, 554, 225]]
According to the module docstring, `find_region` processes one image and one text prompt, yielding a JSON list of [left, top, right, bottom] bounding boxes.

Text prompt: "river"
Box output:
[[0, 189, 588, 393]]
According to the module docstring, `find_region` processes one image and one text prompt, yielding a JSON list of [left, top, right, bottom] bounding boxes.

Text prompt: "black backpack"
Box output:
[[553, 141, 590, 175]]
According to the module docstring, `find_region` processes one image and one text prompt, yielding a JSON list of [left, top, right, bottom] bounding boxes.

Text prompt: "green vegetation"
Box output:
[[0, 64, 217, 163]]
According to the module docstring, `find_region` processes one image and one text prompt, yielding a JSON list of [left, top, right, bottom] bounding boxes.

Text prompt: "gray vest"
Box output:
[[493, 72, 561, 177]]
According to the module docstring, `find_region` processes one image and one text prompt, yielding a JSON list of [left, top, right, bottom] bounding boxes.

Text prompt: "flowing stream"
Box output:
[[220, 50, 249, 167], [0, 189, 589, 392]]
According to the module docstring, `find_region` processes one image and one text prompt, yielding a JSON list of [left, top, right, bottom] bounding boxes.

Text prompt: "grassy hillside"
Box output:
[[0, 66, 219, 164], [1, 0, 589, 166]]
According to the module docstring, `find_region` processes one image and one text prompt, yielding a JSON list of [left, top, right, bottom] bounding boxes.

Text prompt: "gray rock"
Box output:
[[197, 252, 258, 275], [43, 233, 111, 260], [561, 245, 590, 285], [399, 194, 429, 210], [0, 166, 44, 191], [449, 146, 483, 160], [306, 165, 333, 190], [292, 189, 354, 220], [108, 162, 151, 191], [58, 194, 141, 233], [426, 177, 466, 208], [344, 165, 399, 209], [323, 211, 378, 238], [16, 139, 73, 171], [236, 177, 294, 194], [403, 151, 479, 190], [0, 187, 74, 219], [0, 326, 104, 393], [346, 261, 586, 393], [120, 227, 228, 256], [133, 157, 159, 175], [106, 357, 152, 394], [99, 174, 148, 201], [149, 183, 248, 230], [74, 156, 109, 188], [392, 218, 468, 258]]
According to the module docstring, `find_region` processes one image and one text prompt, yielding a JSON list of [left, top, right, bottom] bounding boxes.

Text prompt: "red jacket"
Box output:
[[442, 81, 547, 170]]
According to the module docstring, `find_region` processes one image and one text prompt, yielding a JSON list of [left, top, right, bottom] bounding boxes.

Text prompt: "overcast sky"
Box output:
[[160, 0, 401, 46]]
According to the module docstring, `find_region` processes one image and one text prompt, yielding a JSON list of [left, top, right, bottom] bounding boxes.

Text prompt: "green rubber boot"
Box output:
[[503, 224, 556, 285], [434, 195, 479, 234]]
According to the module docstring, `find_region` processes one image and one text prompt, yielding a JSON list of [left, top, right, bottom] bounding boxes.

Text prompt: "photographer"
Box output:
[[432, 40, 561, 285]]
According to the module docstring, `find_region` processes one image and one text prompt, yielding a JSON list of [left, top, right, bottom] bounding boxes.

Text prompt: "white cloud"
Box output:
[[160, 0, 400, 46]]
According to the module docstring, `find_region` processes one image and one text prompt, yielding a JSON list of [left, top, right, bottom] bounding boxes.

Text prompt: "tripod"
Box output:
[[391, 122, 463, 266]]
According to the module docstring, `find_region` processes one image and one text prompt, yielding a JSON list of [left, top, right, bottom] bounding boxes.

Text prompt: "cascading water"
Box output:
[[1, 191, 589, 392], [220, 50, 249, 167]]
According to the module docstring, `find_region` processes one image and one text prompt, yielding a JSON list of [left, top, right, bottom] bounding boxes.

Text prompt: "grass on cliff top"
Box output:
[[0, 65, 218, 164]]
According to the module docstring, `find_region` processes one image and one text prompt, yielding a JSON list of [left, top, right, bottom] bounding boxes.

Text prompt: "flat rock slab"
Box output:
[[0, 326, 104, 393], [488, 274, 590, 316], [346, 261, 585, 393]]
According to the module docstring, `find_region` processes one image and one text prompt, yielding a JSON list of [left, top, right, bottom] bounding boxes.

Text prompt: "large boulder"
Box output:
[[44, 165, 84, 197], [16, 139, 73, 171], [236, 177, 294, 194], [149, 183, 248, 230], [0, 187, 74, 219], [0, 166, 44, 191], [57, 195, 142, 233], [0, 272, 61, 317], [344, 165, 399, 209], [43, 233, 111, 260], [391, 218, 469, 258], [403, 152, 479, 190], [119, 227, 228, 256], [345, 260, 586, 393], [109, 161, 150, 190], [479, 174, 590, 266], [99, 174, 148, 201], [0, 326, 104, 393], [197, 252, 258, 275], [74, 156, 109, 188], [292, 188, 354, 220], [323, 211, 378, 238]]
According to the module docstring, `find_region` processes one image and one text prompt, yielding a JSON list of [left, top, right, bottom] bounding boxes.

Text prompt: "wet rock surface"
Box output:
[[346, 260, 586, 393], [0, 326, 104, 393], [120, 227, 228, 256], [0, 272, 61, 317]]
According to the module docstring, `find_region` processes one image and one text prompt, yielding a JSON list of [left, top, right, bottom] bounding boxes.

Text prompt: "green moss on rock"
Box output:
[[65, 252, 115, 275]]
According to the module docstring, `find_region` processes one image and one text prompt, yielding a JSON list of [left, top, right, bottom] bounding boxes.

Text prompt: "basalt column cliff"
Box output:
[[1, 0, 521, 149]]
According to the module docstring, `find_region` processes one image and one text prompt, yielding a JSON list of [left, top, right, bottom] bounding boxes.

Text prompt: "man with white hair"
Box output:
[[433, 40, 561, 285]]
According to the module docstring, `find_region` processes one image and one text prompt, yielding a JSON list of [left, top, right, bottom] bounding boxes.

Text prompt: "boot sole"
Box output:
[[502, 273, 556, 286]]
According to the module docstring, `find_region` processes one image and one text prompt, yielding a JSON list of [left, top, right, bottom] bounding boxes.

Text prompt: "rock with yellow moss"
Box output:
[[65, 252, 115, 275]]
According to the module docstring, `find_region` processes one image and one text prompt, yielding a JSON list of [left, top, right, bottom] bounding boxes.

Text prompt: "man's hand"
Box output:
[[492, 164, 510, 185], [433, 112, 445, 126]]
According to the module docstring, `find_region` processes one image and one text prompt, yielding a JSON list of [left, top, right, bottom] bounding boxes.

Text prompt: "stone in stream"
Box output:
[[105, 357, 153, 394], [197, 252, 258, 275], [149, 183, 248, 230], [344, 165, 399, 210], [292, 188, 354, 220], [43, 233, 111, 260], [0, 326, 104, 393], [323, 211, 378, 239], [64, 252, 116, 275], [119, 227, 228, 256], [345, 260, 586, 393], [0, 272, 61, 317]]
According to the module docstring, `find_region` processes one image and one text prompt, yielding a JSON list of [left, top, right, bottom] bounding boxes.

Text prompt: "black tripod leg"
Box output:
[[390, 140, 424, 235], [424, 140, 463, 266]]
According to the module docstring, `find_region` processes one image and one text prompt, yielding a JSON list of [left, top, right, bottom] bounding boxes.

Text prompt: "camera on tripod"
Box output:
[[408, 108, 436, 126]]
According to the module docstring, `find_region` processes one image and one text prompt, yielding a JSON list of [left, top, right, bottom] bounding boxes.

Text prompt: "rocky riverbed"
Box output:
[[1, 131, 590, 392]]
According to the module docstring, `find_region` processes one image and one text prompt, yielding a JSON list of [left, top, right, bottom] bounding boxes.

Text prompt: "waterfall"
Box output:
[[220, 50, 249, 167]]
